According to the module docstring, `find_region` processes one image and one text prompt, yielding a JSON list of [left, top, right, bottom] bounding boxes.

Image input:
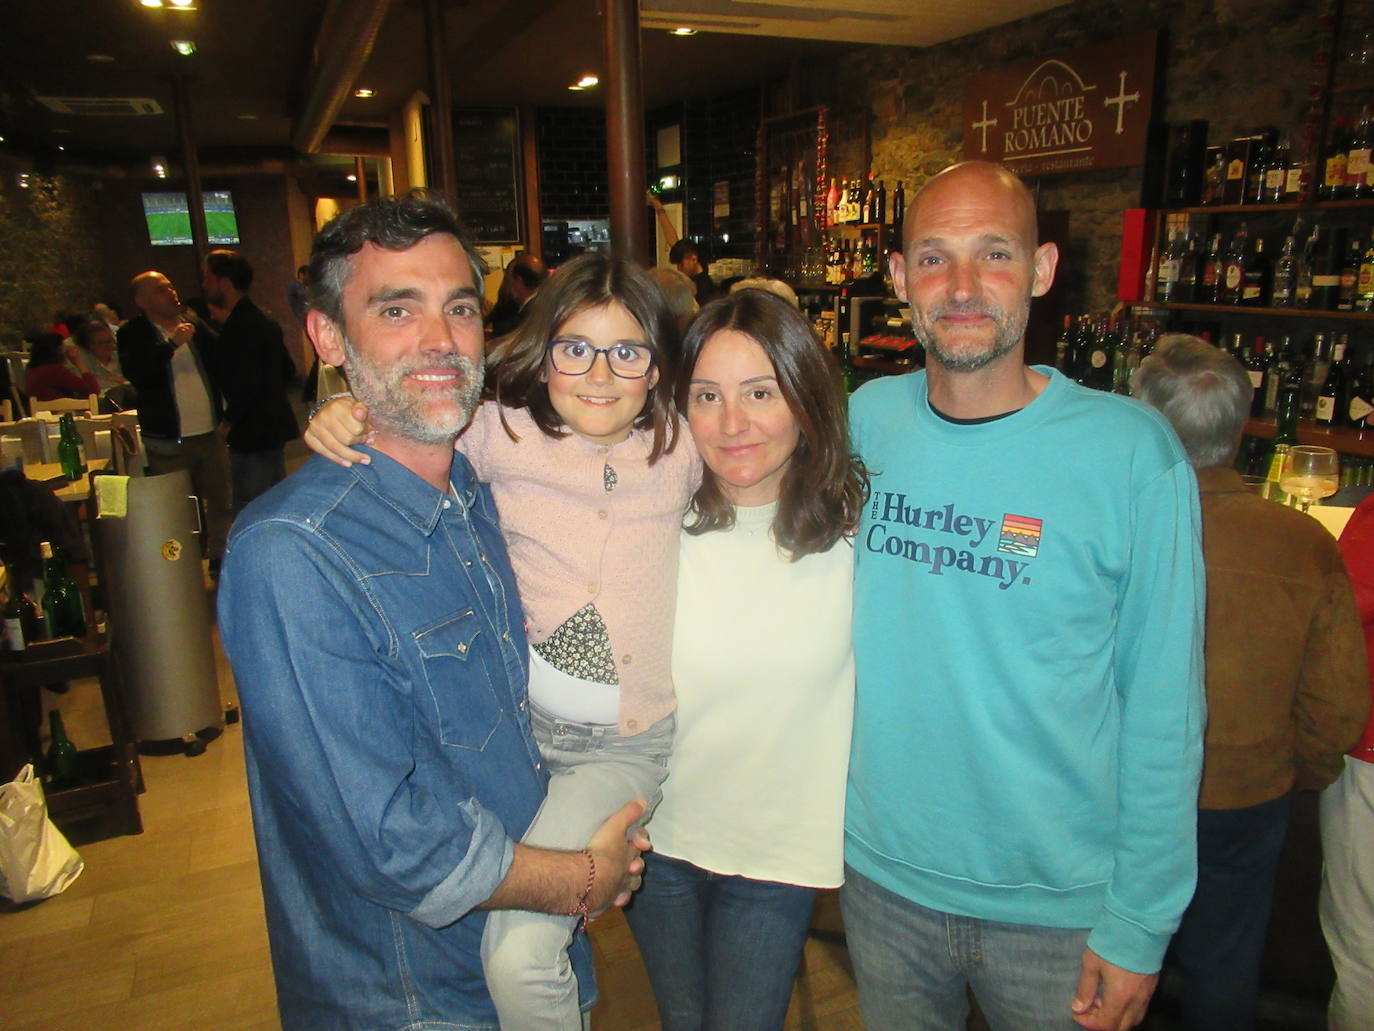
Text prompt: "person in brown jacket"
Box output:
[[1134, 334, 1370, 1030]]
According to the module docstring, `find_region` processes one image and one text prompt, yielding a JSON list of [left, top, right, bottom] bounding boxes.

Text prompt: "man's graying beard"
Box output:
[[910, 297, 1030, 373], [342, 333, 483, 444]]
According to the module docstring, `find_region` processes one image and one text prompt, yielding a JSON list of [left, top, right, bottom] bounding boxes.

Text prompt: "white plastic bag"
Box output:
[[0, 764, 83, 902]]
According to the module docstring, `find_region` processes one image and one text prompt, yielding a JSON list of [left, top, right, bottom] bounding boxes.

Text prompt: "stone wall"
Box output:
[[830, 0, 1328, 313], [0, 161, 106, 346]]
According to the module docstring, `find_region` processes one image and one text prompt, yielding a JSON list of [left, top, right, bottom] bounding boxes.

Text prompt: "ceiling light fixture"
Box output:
[[170, 39, 196, 56], [18, 173, 31, 188], [86, 54, 116, 63], [237, 113, 258, 120], [577, 75, 599, 88], [670, 27, 697, 36], [140, 0, 163, 7], [151, 155, 168, 178], [167, 0, 196, 8], [353, 88, 376, 98], [346, 174, 358, 182]]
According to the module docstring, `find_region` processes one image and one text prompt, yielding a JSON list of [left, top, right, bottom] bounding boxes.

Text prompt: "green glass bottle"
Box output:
[[57, 413, 87, 481], [46, 709, 78, 788], [39, 541, 86, 640], [1264, 380, 1302, 498]]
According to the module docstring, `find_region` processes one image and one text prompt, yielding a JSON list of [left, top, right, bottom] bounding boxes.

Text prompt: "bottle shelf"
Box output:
[[1243, 417, 1374, 457], [1332, 81, 1374, 95], [1142, 302, 1374, 321], [1166, 198, 1374, 215]]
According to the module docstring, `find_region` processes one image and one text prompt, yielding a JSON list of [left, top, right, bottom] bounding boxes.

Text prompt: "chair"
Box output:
[[31, 394, 100, 417]]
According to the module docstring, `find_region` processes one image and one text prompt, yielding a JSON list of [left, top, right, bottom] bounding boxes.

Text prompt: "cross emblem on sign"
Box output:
[[972, 99, 998, 153], [1104, 71, 1140, 135]]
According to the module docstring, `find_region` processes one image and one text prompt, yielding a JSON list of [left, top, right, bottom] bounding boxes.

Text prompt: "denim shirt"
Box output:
[[219, 448, 595, 1030]]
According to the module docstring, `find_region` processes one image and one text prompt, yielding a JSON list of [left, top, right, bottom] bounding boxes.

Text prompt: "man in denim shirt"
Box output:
[[219, 193, 649, 1030]]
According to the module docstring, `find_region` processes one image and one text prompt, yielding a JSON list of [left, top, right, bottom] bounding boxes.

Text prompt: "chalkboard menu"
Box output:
[[454, 107, 522, 243]]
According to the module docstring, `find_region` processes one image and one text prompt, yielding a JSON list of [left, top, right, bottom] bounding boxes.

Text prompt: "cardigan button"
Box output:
[[587, 583, 597, 593], [598, 509, 608, 519], [621, 653, 632, 664], [626, 719, 638, 730]]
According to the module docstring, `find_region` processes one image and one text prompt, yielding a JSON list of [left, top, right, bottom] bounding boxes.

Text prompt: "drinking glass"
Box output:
[[1279, 445, 1340, 513]]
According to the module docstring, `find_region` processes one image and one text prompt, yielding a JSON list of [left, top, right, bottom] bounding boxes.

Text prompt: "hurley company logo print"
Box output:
[[865, 491, 1040, 590]]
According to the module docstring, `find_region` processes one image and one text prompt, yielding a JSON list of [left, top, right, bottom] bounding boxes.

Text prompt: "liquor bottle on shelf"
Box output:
[[1240, 237, 1270, 306], [1270, 234, 1297, 308], [1245, 338, 1268, 416], [1348, 105, 1374, 198], [1300, 332, 1332, 419], [1310, 226, 1344, 311], [1347, 351, 1374, 430], [1283, 146, 1308, 202], [1264, 379, 1302, 491], [1321, 118, 1350, 201], [1262, 336, 1295, 415], [1155, 228, 1181, 303], [1317, 337, 1349, 425], [39, 541, 85, 640], [1201, 147, 1226, 205], [1359, 239, 1374, 312], [826, 178, 841, 225], [46, 710, 78, 788], [890, 180, 905, 234], [1201, 232, 1225, 303], [871, 178, 886, 226], [1080, 318, 1115, 392], [1338, 236, 1362, 311], [1054, 314, 1073, 374], [1177, 232, 1199, 303], [1222, 223, 1250, 305], [1246, 135, 1272, 204], [1263, 135, 1291, 203]]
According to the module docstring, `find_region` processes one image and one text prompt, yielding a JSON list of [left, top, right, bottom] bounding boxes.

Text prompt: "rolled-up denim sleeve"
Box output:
[[220, 520, 515, 927]]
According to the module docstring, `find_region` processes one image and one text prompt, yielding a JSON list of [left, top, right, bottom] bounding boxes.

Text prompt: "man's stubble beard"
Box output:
[[910, 295, 1031, 373], [342, 333, 484, 445]]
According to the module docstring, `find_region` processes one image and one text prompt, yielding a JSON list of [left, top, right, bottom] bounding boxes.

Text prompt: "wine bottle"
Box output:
[[1240, 237, 1269, 306], [1349, 105, 1374, 198], [1311, 227, 1344, 310], [872, 178, 886, 228], [1081, 318, 1115, 392], [1271, 235, 1297, 308], [1347, 350, 1374, 430], [1264, 380, 1302, 490], [1245, 338, 1268, 417], [1339, 237, 1363, 311], [1322, 118, 1350, 201], [1201, 232, 1225, 303], [46, 710, 78, 788], [1317, 337, 1349, 425], [39, 541, 85, 640], [1262, 336, 1294, 415], [890, 180, 906, 234], [1358, 238, 1374, 312], [1222, 224, 1250, 304], [2, 561, 31, 652], [1300, 333, 1332, 419], [1263, 135, 1291, 202], [1155, 228, 1180, 303]]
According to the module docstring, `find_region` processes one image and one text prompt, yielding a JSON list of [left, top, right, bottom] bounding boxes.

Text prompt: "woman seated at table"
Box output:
[[24, 333, 100, 403], [69, 320, 136, 409]]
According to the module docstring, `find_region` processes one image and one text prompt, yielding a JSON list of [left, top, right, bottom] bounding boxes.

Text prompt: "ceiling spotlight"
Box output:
[[577, 75, 599, 88], [168, 0, 196, 7], [18, 173, 31, 188], [670, 27, 697, 36], [170, 39, 196, 56], [86, 53, 116, 63], [152, 155, 168, 178], [353, 88, 376, 99], [0, 135, 6, 143], [140, 0, 163, 7], [346, 174, 358, 182], [237, 113, 258, 120], [56, 145, 65, 152]]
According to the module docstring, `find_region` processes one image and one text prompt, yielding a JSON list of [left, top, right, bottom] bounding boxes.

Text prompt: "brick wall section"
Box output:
[[830, 0, 1326, 313]]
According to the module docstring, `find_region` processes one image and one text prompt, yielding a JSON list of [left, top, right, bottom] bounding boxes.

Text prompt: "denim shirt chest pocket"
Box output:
[[413, 608, 506, 751]]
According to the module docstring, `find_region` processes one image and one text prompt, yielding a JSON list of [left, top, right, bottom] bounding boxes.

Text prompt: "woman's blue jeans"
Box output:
[[624, 851, 817, 1031]]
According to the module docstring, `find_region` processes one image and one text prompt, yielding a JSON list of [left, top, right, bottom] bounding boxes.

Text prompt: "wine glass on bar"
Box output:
[[1279, 445, 1340, 513]]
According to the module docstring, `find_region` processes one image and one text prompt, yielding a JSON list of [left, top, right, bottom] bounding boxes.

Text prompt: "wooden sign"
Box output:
[[963, 32, 1158, 176], [454, 108, 522, 243]]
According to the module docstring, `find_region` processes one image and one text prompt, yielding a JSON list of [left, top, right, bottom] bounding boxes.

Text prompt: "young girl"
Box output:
[[305, 252, 699, 1031]]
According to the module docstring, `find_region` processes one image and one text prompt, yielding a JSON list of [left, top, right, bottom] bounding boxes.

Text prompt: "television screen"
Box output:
[[141, 190, 241, 246]]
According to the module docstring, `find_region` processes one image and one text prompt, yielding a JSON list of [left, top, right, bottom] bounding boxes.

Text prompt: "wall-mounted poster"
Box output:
[[963, 32, 1159, 176], [454, 107, 522, 243]]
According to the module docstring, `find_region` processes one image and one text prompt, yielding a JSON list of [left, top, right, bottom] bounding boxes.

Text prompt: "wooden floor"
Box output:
[[1, 614, 864, 1031]]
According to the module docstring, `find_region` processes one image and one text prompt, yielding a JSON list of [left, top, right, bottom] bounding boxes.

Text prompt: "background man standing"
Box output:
[[1134, 335, 1367, 1029], [201, 248, 300, 514], [117, 269, 230, 566], [844, 161, 1205, 1031], [218, 192, 647, 1030]]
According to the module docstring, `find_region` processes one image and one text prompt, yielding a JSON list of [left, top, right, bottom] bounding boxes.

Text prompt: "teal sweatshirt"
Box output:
[[846, 367, 1206, 975]]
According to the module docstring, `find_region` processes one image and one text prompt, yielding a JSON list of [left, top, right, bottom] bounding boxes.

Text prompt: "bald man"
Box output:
[[843, 162, 1205, 1031]]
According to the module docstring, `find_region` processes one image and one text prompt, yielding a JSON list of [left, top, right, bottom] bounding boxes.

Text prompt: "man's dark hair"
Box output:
[[206, 249, 254, 292], [507, 255, 548, 291], [75, 320, 113, 351], [308, 191, 487, 324], [668, 239, 699, 266]]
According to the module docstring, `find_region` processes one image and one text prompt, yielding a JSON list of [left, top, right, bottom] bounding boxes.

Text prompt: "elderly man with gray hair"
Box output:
[[1134, 334, 1369, 1029]]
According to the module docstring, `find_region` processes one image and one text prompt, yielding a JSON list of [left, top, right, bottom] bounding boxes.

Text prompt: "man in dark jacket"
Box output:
[[117, 269, 231, 563], [202, 249, 301, 515]]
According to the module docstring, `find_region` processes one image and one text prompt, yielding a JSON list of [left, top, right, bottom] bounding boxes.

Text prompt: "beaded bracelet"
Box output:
[[569, 848, 595, 927]]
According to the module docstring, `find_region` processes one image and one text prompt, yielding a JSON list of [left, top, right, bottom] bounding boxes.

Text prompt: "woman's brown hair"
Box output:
[[677, 289, 868, 559], [487, 252, 680, 463]]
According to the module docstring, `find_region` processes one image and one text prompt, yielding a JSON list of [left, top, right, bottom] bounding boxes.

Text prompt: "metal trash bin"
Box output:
[[94, 469, 223, 754]]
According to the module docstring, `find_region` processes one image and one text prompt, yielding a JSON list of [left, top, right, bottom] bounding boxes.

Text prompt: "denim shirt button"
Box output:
[[518, 699, 527, 711], [502, 631, 511, 642], [442, 499, 451, 509], [456, 642, 468, 654]]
